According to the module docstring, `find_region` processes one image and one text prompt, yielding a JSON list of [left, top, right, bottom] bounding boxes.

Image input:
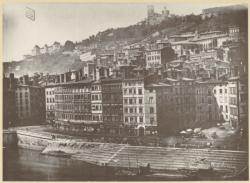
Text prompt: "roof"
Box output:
[[169, 60, 184, 64], [17, 84, 43, 88], [195, 79, 227, 85], [53, 41, 60, 45], [170, 34, 195, 38], [45, 79, 93, 88], [228, 76, 240, 81], [146, 82, 171, 88], [182, 77, 194, 81], [191, 34, 228, 42], [164, 77, 178, 82], [171, 40, 200, 45]]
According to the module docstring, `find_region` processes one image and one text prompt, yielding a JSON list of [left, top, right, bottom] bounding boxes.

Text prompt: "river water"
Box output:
[[3, 148, 122, 181]]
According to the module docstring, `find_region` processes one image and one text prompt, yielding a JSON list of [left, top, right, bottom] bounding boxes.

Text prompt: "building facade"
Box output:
[[122, 77, 145, 135], [101, 78, 123, 135], [3, 73, 17, 128], [45, 85, 56, 123], [15, 84, 45, 125], [54, 80, 93, 132]]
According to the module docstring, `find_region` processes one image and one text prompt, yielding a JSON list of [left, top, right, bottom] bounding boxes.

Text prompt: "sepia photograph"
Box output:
[[2, 1, 249, 181]]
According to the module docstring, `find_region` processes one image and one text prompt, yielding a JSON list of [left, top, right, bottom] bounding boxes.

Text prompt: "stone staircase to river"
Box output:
[[42, 140, 248, 175]]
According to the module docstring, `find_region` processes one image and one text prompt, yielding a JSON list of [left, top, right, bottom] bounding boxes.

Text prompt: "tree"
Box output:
[[64, 40, 75, 51]]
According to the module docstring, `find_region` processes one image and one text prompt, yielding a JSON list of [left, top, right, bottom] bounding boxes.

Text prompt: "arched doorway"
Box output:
[[138, 127, 145, 136]]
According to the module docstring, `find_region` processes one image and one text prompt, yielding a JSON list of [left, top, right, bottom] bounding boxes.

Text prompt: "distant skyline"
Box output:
[[4, 3, 238, 62]]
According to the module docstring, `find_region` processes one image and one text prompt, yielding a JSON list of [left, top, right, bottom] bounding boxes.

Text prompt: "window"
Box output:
[[150, 117, 154, 124], [140, 117, 143, 123], [129, 89, 132, 94], [220, 89, 222, 94], [149, 97, 153, 103], [139, 98, 143, 104], [138, 89, 142, 95], [139, 107, 143, 113], [124, 99, 128, 104], [208, 89, 211, 96], [129, 99, 133, 104], [125, 117, 128, 122], [150, 107, 154, 114], [129, 108, 133, 113], [208, 97, 212, 104], [133, 89, 136, 94], [123, 89, 127, 94], [124, 108, 128, 113]]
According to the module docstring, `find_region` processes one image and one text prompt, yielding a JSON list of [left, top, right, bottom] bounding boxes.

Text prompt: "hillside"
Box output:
[[4, 53, 84, 77], [3, 7, 248, 77], [80, 8, 247, 45]]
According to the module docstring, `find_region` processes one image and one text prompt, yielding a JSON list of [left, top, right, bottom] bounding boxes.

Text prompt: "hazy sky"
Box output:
[[3, 3, 237, 62]]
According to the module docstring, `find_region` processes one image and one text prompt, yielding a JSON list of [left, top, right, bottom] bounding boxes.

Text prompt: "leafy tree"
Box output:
[[64, 40, 75, 51]]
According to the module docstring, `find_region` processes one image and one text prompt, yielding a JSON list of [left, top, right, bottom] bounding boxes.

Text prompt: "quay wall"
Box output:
[[16, 130, 53, 150], [13, 128, 248, 176], [3, 130, 17, 147]]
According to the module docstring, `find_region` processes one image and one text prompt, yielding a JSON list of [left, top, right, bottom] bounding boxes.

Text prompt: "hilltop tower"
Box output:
[[162, 6, 170, 18], [147, 5, 155, 18]]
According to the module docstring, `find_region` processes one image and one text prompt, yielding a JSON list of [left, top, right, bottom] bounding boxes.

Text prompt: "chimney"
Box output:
[[55, 75, 60, 83], [104, 68, 109, 78], [75, 71, 80, 81], [65, 72, 71, 82], [71, 72, 76, 81], [23, 75, 29, 85], [9, 73, 16, 89], [60, 74, 65, 83], [95, 67, 100, 81], [79, 69, 83, 80]]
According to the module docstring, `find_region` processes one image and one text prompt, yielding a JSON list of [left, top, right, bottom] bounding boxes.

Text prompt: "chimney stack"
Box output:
[[60, 74, 65, 83], [9, 73, 16, 89], [23, 75, 29, 85]]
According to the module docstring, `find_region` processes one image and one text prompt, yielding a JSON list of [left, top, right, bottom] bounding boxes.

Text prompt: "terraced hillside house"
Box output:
[[145, 40, 175, 69]]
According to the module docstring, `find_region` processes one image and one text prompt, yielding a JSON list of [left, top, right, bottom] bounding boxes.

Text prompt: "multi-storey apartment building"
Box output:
[[122, 77, 145, 135], [194, 80, 223, 128], [228, 76, 248, 129], [213, 82, 230, 123], [54, 79, 93, 132], [101, 78, 123, 135], [161, 77, 196, 134], [3, 73, 17, 128], [144, 82, 171, 135], [45, 85, 55, 123], [146, 42, 176, 69], [91, 80, 103, 123], [15, 84, 45, 125]]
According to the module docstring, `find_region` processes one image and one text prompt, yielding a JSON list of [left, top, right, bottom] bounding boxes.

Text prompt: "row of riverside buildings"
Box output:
[[49, 70, 247, 136], [3, 25, 247, 136], [4, 65, 247, 136]]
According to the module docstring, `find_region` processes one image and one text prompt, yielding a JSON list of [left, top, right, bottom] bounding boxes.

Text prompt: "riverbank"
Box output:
[[5, 125, 248, 180]]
